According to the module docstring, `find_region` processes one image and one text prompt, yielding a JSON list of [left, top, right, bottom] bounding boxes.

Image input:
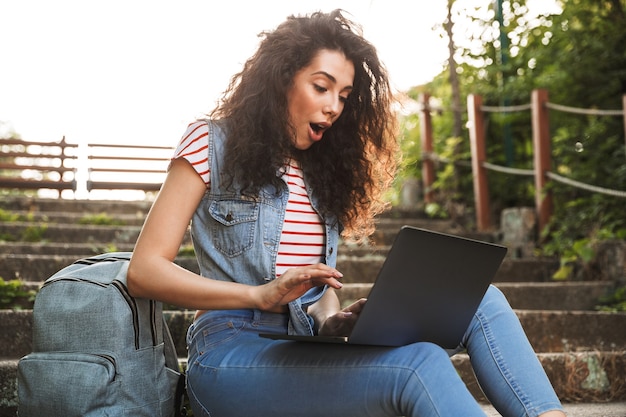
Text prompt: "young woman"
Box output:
[[127, 10, 566, 417]]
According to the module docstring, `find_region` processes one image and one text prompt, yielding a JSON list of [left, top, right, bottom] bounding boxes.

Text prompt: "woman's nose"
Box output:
[[323, 97, 341, 118]]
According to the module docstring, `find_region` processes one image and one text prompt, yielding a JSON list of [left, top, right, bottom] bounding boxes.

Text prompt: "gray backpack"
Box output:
[[17, 252, 186, 417]]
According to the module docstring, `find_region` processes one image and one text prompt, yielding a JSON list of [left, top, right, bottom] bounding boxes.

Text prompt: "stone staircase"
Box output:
[[1, 196, 625, 417]]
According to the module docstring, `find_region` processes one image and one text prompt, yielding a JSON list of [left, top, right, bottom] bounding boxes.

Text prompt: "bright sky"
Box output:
[[1, 0, 452, 148]]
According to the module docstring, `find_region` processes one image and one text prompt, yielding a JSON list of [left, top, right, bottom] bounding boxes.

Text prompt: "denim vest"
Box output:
[[190, 120, 340, 335]]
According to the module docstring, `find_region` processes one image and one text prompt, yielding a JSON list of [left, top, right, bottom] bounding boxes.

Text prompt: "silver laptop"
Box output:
[[260, 226, 507, 348]]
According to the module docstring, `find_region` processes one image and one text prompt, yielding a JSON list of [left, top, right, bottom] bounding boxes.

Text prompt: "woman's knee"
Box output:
[[401, 341, 458, 372], [480, 284, 512, 313]]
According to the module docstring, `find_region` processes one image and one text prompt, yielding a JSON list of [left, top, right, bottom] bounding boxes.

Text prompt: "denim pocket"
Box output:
[[17, 351, 120, 417], [201, 319, 245, 351], [208, 199, 258, 256]]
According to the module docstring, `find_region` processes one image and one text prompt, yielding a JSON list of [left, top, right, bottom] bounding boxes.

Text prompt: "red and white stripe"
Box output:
[[173, 122, 325, 278], [275, 162, 325, 277], [173, 120, 210, 185]]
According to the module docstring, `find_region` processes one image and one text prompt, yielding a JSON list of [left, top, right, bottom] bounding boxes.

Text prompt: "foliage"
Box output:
[[399, 0, 626, 267], [595, 286, 626, 312], [387, 112, 423, 206], [178, 244, 196, 257], [21, 224, 48, 242], [79, 213, 125, 226], [0, 278, 37, 309], [401, 84, 476, 220], [0, 208, 47, 242], [0, 208, 35, 222], [0, 208, 20, 222], [532, 0, 626, 269], [0, 121, 20, 139]]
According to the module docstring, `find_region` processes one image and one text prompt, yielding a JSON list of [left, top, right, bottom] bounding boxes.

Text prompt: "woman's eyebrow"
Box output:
[[311, 71, 353, 91]]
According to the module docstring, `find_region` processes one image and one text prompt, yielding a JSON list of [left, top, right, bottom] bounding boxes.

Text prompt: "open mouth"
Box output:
[[308, 123, 329, 142], [310, 123, 326, 134]]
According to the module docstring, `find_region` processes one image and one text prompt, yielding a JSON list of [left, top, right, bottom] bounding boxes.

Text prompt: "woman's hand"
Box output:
[[254, 263, 344, 311], [318, 298, 367, 337]]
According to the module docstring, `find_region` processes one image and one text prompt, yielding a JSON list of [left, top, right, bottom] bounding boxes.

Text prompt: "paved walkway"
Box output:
[[481, 402, 626, 416]]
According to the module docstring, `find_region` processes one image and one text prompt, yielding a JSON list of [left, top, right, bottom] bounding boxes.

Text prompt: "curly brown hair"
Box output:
[[210, 9, 399, 242]]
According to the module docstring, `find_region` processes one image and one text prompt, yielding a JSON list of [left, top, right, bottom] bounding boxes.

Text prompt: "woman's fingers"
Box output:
[[284, 264, 344, 288], [343, 298, 367, 314], [258, 264, 344, 310]]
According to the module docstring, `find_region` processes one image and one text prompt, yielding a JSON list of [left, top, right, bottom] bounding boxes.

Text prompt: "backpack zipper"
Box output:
[[41, 277, 142, 350], [111, 279, 141, 349], [150, 300, 158, 346], [74, 255, 131, 265], [42, 277, 108, 289], [98, 353, 116, 366]]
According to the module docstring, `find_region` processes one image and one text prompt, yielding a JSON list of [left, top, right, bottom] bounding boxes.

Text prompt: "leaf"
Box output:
[[552, 264, 573, 281]]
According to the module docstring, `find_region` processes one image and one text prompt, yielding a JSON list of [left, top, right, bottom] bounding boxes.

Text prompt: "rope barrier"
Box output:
[[545, 102, 624, 117], [417, 94, 625, 202], [480, 103, 532, 113], [421, 152, 472, 168], [481, 162, 535, 176], [422, 152, 625, 198], [546, 171, 626, 198]]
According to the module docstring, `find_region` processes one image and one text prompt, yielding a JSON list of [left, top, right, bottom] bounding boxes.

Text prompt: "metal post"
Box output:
[[467, 94, 491, 231], [531, 89, 553, 234], [419, 93, 435, 204]]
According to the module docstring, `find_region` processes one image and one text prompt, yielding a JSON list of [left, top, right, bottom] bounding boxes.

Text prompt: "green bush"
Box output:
[[596, 286, 626, 312], [79, 213, 126, 226], [0, 278, 37, 309]]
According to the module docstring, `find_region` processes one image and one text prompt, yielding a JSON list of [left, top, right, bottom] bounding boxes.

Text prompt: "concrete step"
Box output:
[[453, 351, 626, 404], [1, 353, 624, 417], [370, 217, 498, 246], [1, 251, 558, 284], [0, 242, 137, 256], [0, 254, 198, 282], [0, 201, 476, 250], [336, 254, 561, 284], [9, 242, 376, 257], [3, 280, 616, 314], [0, 222, 147, 245], [0, 210, 147, 226], [0, 196, 153, 216], [161, 310, 626, 356], [483, 402, 626, 417], [0, 219, 464, 248], [339, 281, 617, 311], [2, 309, 625, 362]]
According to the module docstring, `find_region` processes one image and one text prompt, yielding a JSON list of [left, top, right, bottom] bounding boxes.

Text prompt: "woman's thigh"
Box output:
[[186, 310, 485, 417]]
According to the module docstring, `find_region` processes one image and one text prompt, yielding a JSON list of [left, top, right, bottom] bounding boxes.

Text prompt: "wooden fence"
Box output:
[[0, 139, 173, 197], [0, 137, 78, 197], [420, 88, 626, 234], [86, 143, 174, 192]]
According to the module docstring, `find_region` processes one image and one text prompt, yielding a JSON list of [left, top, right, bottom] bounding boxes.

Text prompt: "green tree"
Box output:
[[401, 0, 626, 258], [528, 0, 626, 254]]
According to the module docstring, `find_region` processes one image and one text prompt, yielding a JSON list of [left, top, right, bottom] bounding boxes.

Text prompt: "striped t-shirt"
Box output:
[[173, 121, 325, 277]]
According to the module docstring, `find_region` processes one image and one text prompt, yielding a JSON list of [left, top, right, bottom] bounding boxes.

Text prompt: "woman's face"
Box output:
[[287, 49, 355, 150]]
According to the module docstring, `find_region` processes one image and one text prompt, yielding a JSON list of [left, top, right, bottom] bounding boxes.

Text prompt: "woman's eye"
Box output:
[[339, 95, 349, 103], [313, 84, 327, 93]]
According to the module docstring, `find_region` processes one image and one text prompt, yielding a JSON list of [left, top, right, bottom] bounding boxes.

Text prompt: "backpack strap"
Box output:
[[163, 315, 187, 417]]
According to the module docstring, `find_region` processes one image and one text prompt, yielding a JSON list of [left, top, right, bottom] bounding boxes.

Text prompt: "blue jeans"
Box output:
[[186, 285, 564, 417]]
